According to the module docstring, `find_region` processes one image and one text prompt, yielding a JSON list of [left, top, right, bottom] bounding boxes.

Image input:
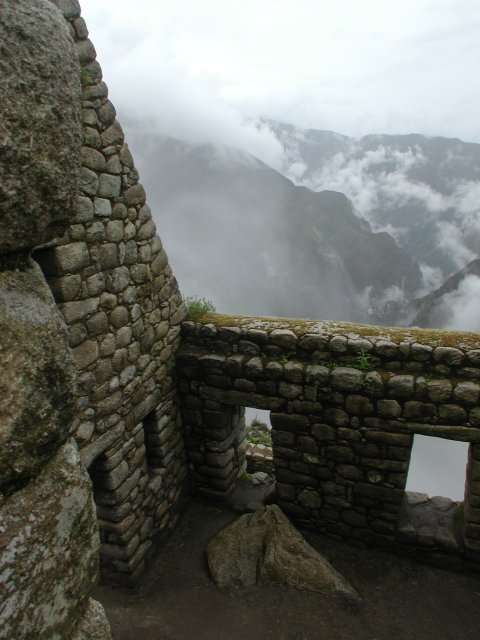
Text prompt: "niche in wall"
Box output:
[[405, 434, 468, 500], [143, 409, 165, 471]]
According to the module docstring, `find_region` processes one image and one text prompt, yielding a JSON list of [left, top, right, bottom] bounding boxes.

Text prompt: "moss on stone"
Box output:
[[197, 312, 480, 350]]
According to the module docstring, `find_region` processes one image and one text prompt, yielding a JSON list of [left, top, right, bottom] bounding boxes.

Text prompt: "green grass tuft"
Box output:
[[184, 296, 216, 321]]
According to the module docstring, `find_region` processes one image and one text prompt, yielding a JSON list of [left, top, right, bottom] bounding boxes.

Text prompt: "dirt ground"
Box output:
[[95, 501, 480, 640]]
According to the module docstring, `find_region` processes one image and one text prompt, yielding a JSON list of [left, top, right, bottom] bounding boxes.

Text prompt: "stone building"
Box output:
[[1, 1, 480, 638]]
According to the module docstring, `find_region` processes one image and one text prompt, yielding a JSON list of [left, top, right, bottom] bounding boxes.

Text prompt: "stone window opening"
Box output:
[[398, 435, 468, 552]]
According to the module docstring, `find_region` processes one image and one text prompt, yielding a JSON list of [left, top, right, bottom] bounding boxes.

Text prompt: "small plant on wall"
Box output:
[[184, 295, 216, 321], [355, 349, 373, 371]]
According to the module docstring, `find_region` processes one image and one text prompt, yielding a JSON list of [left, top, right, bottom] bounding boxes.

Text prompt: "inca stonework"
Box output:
[[178, 315, 480, 571], [0, 1, 110, 638], [2, 0, 480, 637], [33, 0, 190, 587]]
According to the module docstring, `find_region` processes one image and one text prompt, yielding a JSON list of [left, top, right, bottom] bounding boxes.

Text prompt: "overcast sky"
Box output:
[[81, 0, 480, 164]]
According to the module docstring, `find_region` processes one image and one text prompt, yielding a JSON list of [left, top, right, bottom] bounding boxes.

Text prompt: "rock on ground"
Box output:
[[72, 599, 112, 640], [207, 504, 360, 604]]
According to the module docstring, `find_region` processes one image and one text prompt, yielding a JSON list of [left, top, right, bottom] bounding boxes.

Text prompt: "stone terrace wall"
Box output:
[[178, 313, 480, 571], [32, 0, 190, 586]]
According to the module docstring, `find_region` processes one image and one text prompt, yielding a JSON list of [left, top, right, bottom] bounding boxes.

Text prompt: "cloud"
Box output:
[[81, 2, 286, 169], [289, 144, 448, 222], [417, 263, 444, 295], [435, 221, 477, 270], [81, 0, 480, 147], [439, 274, 480, 331], [283, 140, 480, 278]]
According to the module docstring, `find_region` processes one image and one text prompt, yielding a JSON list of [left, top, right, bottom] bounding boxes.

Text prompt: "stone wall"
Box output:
[[178, 314, 480, 571], [30, 0, 190, 586], [0, 1, 110, 637]]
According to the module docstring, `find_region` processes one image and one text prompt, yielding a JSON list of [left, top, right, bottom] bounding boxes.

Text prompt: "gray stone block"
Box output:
[[124, 183, 147, 206], [433, 346, 464, 366], [81, 147, 106, 172], [388, 375, 414, 398], [98, 174, 121, 198], [331, 367, 363, 392], [101, 121, 125, 147]]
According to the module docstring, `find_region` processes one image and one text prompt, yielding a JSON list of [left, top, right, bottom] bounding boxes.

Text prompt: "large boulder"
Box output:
[[0, 0, 81, 259], [0, 441, 105, 640], [207, 505, 360, 603], [0, 263, 76, 495]]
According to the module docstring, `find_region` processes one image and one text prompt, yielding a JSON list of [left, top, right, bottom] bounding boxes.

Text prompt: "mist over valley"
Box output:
[[129, 125, 480, 332]]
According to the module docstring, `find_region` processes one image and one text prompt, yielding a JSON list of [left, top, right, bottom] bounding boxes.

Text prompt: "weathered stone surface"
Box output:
[[98, 100, 116, 126], [137, 220, 156, 241], [454, 381, 479, 404], [101, 121, 124, 147], [36, 242, 90, 276], [404, 401, 436, 421], [80, 167, 99, 196], [98, 174, 121, 199], [0, 0, 81, 257], [83, 126, 101, 149], [75, 38, 97, 63], [76, 196, 95, 222], [331, 367, 363, 391], [71, 599, 112, 640], [60, 298, 99, 323], [108, 266, 130, 293], [207, 505, 360, 602], [299, 333, 328, 351], [329, 335, 348, 353], [50, 0, 81, 19], [364, 371, 384, 396], [377, 399, 401, 418], [270, 329, 297, 349], [410, 343, 433, 361], [106, 220, 124, 242], [95, 198, 112, 217], [86, 221, 105, 242], [0, 441, 101, 640], [388, 375, 414, 398], [49, 274, 82, 302], [427, 379, 452, 402], [375, 341, 398, 357], [81, 147, 106, 172], [74, 340, 99, 369], [433, 346, 464, 367], [80, 424, 124, 469], [0, 266, 76, 493]]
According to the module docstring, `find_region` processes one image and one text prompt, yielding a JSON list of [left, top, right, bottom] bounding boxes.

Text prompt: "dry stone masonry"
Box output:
[[178, 315, 480, 571], [0, 1, 110, 637], [2, 0, 480, 636], [32, 0, 190, 587]]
